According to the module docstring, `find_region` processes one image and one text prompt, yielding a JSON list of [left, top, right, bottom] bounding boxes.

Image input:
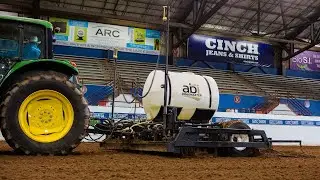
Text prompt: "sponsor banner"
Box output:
[[187, 34, 275, 67], [49, 17, 161, 55], [290, 50, 320, 72], [91, 112, 147, 120], [89, 111, 320, 127], [213, 117, 320, 126], [88, 22, 128, 48]]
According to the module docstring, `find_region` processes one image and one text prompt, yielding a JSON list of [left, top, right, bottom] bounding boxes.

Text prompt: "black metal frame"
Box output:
[[167, 126, 271, 154], [159, 95, 271, 154]]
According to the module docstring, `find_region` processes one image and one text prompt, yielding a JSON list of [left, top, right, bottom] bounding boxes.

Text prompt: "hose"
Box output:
[[118, 50, 161, 104], [128, 121, 149, 133], [84, 117, 128, 142], [117, 23, 166, 104], [84, 132, 105, 142]]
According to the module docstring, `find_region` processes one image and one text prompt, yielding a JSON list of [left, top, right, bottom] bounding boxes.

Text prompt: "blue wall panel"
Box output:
[[218, 94, 265, 112], [176, 59, 229, 70], [294, 99, 320, 116], [118, 51, 165, 64], [53, 45, 108, 58], [234, 64, 279, 75], [175, 58, 195, 67], [286, 69, 320, 79], [203, 61, 229, 70], [308, 100, 320, 116]]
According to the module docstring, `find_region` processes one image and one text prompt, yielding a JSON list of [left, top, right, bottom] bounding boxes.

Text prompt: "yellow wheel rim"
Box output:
[[18, 90, 74, 143]]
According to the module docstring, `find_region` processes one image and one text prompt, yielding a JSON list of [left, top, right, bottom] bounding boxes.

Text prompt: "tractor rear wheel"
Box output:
[[0, 71, 89, 155]]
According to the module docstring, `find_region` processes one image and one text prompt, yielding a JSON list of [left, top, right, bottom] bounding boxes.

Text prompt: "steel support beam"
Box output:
[[197, 28, 314, 45], [279, 0, 287, 35], [257, 0, 260, 35], [195, 0, 207, 24], [0, 1, 191, 30], [193, 0, 199, 24], [173, 0, 228, 48], [120, 0, 129, 16], [310, 23, 315, 42], [113, 0, 120, 14], [284, 5, 320, 40], [213, 3, 309, 21], [176, 0, 194, 23], [32, 0, 40, 18], [262, 20, 320, 36], [315, 27, 320, 41], [80, 0, 85, 10], [194, 0, 227, 29], [283, 38, 320, 61]]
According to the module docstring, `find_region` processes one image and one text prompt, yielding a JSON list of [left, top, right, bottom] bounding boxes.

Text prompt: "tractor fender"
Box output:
[[0, 59, 79, 91]]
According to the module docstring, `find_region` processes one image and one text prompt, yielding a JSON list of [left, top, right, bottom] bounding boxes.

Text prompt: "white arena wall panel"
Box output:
[[2, 106, 320, 146], [88, 106, 320, 146]]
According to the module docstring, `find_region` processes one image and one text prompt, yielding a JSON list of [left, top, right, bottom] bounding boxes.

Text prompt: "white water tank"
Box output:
[[142, 70, 219, 124]]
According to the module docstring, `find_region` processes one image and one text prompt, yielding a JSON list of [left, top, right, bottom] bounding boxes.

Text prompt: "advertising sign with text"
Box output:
[[290, 50, 320, 72], [187, 34, 275, 67], [49, 17, 161, 55]]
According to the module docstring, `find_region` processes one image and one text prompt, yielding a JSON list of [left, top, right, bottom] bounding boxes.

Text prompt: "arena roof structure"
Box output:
[[1, 0, 320, 58]]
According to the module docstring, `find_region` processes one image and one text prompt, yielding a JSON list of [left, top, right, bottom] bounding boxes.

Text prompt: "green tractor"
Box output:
[[0, 15, 89, 155]]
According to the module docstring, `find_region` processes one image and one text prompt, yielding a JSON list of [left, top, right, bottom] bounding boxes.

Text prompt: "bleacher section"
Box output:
[[238, 72, 320, 100], [111, 60, 265, 96], [55, 55, 107, 85], [53, 55, 320, 101]]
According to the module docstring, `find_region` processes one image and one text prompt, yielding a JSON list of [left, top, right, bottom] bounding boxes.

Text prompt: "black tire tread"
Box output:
[[0, 70, 89, 155], [226, 121, 257, 157]]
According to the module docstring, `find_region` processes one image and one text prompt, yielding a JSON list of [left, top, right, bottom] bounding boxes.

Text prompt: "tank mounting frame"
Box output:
[[100, 123, 271, 156]]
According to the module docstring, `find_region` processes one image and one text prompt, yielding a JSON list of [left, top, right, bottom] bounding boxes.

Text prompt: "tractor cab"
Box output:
[[0, 16, 54, 80]]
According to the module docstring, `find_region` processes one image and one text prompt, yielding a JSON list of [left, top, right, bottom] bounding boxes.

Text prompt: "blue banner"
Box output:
[[212, 117, 320, 127], [187, 34, 275, 67]]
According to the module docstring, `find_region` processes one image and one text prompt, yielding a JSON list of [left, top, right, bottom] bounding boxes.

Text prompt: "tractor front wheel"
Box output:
[[0, 71, 89, 155]]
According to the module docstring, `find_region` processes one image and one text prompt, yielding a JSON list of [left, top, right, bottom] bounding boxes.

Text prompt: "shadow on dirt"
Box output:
[[0, 147, 315, 158], [0, 150, 17, 156], [101, 148, 317, 159], [0, 150, 86, 156], [106, 149, 181, 158]]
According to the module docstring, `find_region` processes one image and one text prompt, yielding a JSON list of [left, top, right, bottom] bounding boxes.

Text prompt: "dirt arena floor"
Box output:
[[0, 141, 320, 180]]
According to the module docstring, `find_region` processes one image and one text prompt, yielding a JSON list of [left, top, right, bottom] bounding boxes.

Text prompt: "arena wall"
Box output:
[[87, 105, 320, 146]]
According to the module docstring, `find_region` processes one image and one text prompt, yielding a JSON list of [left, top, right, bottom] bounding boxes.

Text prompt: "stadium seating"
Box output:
[[238, 72, 320, 100], [55, 55, 107, 85], [111, 60, 265, 96], [54, 55, 320, 101]]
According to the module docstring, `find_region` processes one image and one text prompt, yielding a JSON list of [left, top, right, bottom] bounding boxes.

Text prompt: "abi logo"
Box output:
[[183, 83, 199, 93], [182, 83, 201, 101]]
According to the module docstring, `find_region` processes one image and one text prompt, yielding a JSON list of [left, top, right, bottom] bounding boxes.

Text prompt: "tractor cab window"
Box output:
[[0, 19, 46, 61], [0, 21, 20, 59], [22, 24, 45, 60]]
